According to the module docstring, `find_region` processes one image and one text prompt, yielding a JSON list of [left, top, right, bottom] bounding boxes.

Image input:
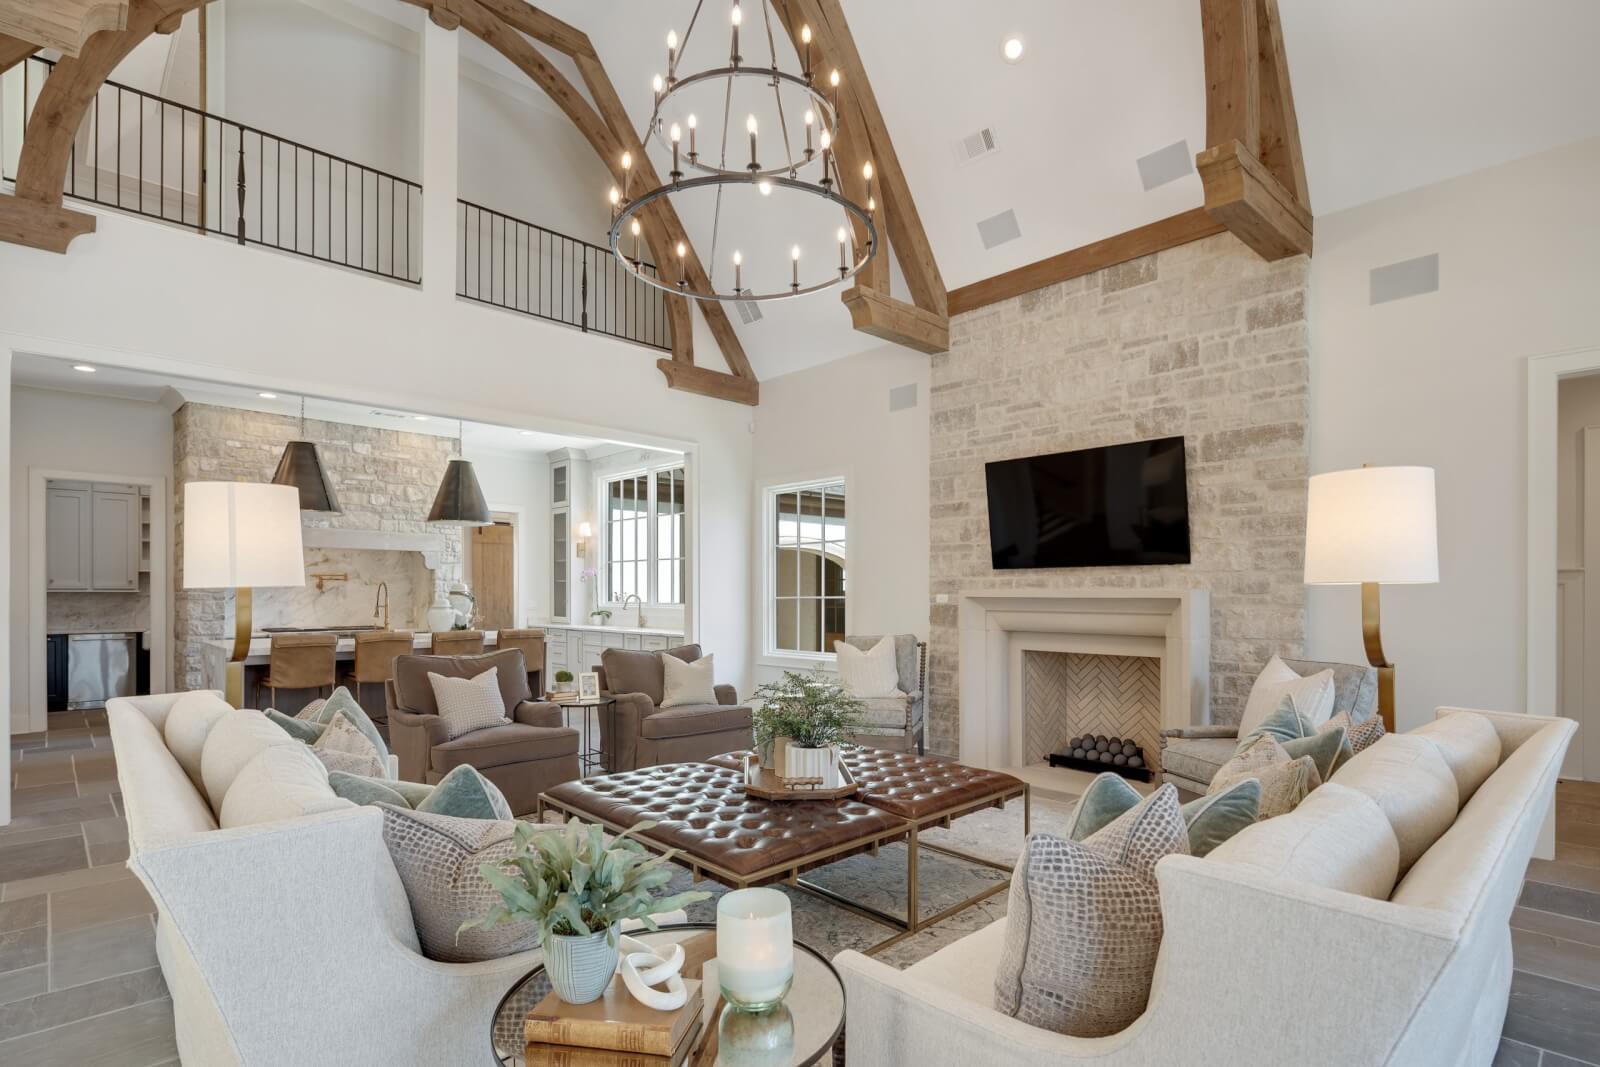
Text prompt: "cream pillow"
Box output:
[[200, 708, 300, 812], [1206, 783, 1400, 899], [164, 691, 233, 786], [1409, 712, 1501, 802], [220, 743, 352, 829], [661, 652, 717, 707], [311, 713, 388, 778], [1329, 734, 1458, 874], [428, 668, 510, 740], [835, 637, 903, 699], [1237, 657, 1336, 737]]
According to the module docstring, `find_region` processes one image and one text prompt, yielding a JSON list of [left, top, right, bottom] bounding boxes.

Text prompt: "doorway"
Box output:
[[1553, 373, 1600, 781]]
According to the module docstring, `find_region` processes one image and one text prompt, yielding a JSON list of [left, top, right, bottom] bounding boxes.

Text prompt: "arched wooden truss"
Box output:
[[0, 0, 761, 403]]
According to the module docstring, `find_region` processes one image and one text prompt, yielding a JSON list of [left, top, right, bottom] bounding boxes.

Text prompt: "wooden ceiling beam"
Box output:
[[0, 0, 126, 57], [656, 358, 759, 406], [841, 286, 948, 354], [1197, 0, 1311, 260], [0, 33, 40, 74], [948, 208, 1226, 315]]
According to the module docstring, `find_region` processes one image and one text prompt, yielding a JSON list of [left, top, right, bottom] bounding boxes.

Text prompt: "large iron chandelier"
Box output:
[[607, 0, 878, 303]]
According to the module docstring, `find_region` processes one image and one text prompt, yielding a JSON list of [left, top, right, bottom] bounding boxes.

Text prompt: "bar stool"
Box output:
[[497, 628, 547, 697], [259, 632, 338, 711], [344, 631, 414, 722], [430, 630, 485, 656]]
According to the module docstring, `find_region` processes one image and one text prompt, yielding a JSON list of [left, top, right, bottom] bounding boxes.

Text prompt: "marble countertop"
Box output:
[[201, 630, 509, 664], [531, 620, 684, 636]]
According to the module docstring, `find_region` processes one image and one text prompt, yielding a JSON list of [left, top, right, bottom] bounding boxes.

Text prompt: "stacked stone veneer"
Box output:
[[928, 233, 1311, 758], [173, 403, 463, 689]]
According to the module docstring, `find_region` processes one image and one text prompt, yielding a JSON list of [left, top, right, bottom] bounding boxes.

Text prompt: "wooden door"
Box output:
[[472, 522, 515, 630]]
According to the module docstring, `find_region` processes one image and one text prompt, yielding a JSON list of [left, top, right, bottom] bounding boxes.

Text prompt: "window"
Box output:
[[769, 480, 846, 655], [602, 464, 686, 605]]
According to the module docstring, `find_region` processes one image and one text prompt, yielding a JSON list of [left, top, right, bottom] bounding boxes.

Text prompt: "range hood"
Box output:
[[299, 527, 446, 570]]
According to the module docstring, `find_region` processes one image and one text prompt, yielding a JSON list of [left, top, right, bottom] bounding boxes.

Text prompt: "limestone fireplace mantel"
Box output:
[[957, 588, 1211, 770]]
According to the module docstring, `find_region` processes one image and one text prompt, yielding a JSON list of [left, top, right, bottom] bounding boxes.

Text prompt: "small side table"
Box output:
[[555, 696, 616, 775]]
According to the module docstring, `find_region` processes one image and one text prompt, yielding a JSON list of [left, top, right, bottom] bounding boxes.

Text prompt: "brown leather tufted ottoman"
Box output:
[[541, 764, 908, 883]]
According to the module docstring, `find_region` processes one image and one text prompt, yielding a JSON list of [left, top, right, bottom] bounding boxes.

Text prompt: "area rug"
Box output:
[[532, 789, 1079, 970]]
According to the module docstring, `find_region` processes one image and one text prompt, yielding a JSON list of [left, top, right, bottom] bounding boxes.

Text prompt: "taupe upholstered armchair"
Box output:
[[837, 634, 928, 755], [596, 644, 753, 772], [1159, 657, 1379, 793], [385, 648, 579, 815]]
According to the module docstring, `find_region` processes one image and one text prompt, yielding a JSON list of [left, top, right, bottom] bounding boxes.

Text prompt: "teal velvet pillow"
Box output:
[[301, 687, 390, 762], [415, 765, 513, 820], [389, 779, 436, 807], [1069, 772, 1259, 856], [1240, 694, 1315, 747], [266, 708, 325, 744], [1180, 778, 1261, 857], [1066, 772, 1142, 841], [328, 771, 439, 809], [1283, 725, 1351, 780]]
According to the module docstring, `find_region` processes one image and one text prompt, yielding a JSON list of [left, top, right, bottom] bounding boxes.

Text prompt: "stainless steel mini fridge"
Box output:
[[67, 632, 137, 710]]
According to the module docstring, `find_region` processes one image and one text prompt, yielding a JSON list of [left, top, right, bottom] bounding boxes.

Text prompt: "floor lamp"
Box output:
[[1303, 466, 1439, 732], [183, 482, 306, 708]]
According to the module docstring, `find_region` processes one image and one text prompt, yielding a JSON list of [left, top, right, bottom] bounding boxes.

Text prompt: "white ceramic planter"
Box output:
[[544, 925, 621, 1004], [782, 743, 837, 783]]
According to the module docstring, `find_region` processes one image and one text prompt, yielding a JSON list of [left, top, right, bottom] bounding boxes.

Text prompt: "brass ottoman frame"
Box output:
[[537, 771, 1029, 956]]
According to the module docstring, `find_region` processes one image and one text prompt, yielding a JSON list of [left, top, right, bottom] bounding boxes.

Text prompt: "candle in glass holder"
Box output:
[[716, 888, 794, 1012]]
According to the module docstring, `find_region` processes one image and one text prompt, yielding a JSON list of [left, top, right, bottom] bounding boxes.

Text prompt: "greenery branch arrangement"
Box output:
[[460, 817, 709, 946], [752, 670, 866, 752]]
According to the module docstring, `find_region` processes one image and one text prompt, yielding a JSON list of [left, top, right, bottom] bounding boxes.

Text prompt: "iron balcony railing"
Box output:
[[1, 56, 672, 349], [458, 200, 670, 352]]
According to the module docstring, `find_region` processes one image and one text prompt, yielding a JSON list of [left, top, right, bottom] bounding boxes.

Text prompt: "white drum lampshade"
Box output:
[[1304, 466, 1438, 586], [183, 482, 306, 589]]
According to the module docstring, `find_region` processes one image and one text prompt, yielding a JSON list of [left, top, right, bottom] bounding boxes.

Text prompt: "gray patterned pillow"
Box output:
[[1208, 734, 1322, 819], [995, 785, 1189, 1037], [376, 805, 540, 963], [1324, 710, 1385, 754], [311, 713, 387, 778], [428, 668, 511, 739]]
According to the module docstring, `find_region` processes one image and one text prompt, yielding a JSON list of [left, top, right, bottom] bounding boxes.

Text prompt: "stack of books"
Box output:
[[524, 976, 704, 1066]]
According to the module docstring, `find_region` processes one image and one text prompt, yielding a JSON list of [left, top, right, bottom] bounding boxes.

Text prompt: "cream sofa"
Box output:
[[108, 692, 682, 1066], [837, 707, 1575, 1067]]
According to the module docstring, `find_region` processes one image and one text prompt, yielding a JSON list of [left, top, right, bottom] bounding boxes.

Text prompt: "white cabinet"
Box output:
[[540, 626, 684, 683], [46, 480, 141, 593]]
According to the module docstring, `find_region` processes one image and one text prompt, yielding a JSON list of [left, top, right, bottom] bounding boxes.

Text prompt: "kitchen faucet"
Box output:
[[619, 593, 645, 627], [373, 581, 390, 630]]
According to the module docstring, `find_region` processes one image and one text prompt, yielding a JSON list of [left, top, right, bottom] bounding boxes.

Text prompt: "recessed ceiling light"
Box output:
[[72, 364, 97, 373], [413, 415, 430, 421], [258, 392, 278, 399], [519, 430, 535, 436], [1003, 36, 1024, 63]]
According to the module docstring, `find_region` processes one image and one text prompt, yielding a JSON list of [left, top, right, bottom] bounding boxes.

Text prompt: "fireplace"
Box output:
[[956, 589, 1210, 770]]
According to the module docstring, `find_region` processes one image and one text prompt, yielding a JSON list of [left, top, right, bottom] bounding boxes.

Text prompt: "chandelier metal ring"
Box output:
[[647, 65, 839, 180], [608, 173, 878, 303]]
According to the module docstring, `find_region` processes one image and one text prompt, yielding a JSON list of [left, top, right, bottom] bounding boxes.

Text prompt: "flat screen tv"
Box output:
[[985, 436, 1191, 569]]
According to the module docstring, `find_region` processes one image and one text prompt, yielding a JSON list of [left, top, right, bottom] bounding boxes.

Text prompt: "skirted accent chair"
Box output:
[[597, 644, 754, 772], [1159, 657, 1379, 793], [385, 648, 579, 815], [839, 634, 928, 755]]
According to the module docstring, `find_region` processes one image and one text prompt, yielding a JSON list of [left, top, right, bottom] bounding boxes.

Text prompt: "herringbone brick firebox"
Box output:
[[1022, 651, 1162, 775]]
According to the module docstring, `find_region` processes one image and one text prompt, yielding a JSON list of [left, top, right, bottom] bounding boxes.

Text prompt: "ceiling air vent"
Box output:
[[735, 293, 764, 325], [956, 126, 998, 165], [976, 208, 1022, 250]]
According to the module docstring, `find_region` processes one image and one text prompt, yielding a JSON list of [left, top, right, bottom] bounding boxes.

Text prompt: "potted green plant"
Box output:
[[551, 670, 574, 696], [461, 818, 708, 1005], [752, 671, 864, 782]]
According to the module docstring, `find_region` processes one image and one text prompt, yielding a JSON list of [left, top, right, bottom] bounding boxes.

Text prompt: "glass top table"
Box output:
[[491, 923, 845, 1066], [551, 696, 617, 775]]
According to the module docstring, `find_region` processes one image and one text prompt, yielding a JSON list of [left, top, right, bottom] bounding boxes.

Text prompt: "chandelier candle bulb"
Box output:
[[676, 241, 687, 287], [730, 2, 741, 65], [862, 161, 874, 206], [757, 179, 773, 196], [791, 244, 800, 290], [747, 114, 759, 171], [830, 68, 840, 110], [652, 73, 664, 105], [819, 129, 833, 187], [734, 250, 742, 293], [804, 109, 815, 156], [631, 217, 642, 262], [837, 226, 848, 273], [801, 24, 812, 79], [687, 113, 698, 159], [666, 29, 678, 78], [670, 123, 682, 180]]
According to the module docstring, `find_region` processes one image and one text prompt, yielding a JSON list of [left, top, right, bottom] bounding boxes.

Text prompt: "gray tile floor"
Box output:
[[3, 716, 1598, 1066]]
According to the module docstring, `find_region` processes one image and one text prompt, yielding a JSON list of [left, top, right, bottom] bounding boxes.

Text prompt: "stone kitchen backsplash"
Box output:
[[254, 546, 434, 632], [174, 402, 464, 689], [48, 573, 153, 634], [928, 233, 1311, 757]]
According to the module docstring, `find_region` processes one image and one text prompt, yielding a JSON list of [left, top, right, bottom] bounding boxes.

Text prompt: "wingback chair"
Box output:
[[385, 648, 579, 815], [837, 634, 928, 755], [1159, 657, 1379, 793], [596, 644, 753, 772]]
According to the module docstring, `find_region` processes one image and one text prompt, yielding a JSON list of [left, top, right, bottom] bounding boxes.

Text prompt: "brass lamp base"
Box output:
[[1360, 581, 1396, 733], [224, 587, 253, 708]]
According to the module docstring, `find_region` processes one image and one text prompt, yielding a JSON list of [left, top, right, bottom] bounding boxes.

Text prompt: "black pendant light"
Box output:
[[427, 419, 492, 526], [271, 397, 341, 513]]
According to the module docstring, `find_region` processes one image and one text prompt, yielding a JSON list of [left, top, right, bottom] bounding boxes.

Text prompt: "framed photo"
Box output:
[[577, 672, 601, 700]]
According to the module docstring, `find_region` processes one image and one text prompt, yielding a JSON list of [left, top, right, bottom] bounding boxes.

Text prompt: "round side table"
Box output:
[[554, 696, 617, 775]]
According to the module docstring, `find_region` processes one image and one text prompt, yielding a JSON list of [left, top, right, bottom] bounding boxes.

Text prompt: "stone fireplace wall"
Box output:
[[1023, 651, 1162, 773], [929, 233, 1311, 757]]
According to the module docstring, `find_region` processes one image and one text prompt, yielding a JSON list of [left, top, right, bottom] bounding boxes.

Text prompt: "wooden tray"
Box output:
[[738, 757, 858, 801]]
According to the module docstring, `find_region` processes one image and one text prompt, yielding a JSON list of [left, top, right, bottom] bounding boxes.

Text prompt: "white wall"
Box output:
[[465, 446, 549, 626], [1307, 135, 1600, 729], [8, 386, 174, 733], [749, 343, 930, 685], [1557, 372, 1600, 570]]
